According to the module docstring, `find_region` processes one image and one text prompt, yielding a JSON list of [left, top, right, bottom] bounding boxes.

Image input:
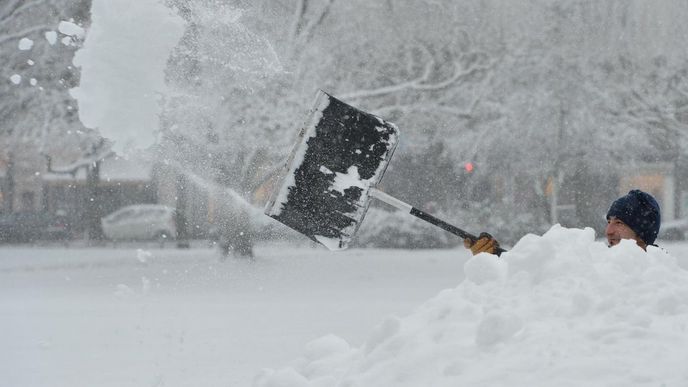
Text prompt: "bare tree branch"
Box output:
[[0, 0, 25, 25], [288, 0, 306, 44], [668, 79, 688, 100], [0, 23, 55, 45], [299, 0, 335, 44], [373, 103, 473, 119], [339, 60, 494, 100]]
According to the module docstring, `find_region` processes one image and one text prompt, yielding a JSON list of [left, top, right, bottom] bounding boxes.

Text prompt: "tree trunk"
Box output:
[[4, 153, 15, 213], [86, 160, 104, 242], [175, 173, 190, 248]]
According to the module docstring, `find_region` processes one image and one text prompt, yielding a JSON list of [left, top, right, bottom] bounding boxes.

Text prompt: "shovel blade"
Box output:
[[265, 90, 399, 250]]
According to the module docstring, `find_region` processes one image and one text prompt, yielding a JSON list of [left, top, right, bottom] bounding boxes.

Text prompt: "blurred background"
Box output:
[[2, 0, 688, 254]]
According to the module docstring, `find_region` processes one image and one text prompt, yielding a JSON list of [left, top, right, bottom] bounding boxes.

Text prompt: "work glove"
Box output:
[[463, 232, 500, 256]]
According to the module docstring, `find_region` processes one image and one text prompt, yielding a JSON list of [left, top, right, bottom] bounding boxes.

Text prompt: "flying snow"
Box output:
[[18, 38, 33, 50], [45, 31, 58, 45], [10, 74, 21, 85], [69, 0, 186, 154], [58, 21, 86, 39], [255, 225, 688, 387]]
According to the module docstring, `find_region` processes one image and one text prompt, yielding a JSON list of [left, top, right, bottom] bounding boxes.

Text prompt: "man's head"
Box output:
[[605, 189, 661, 249]]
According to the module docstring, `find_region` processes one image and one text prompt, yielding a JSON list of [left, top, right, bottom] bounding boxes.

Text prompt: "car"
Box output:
[[101, 204, 177, 241], [658, 218, 688, 241], [0, 211, 72, 243]]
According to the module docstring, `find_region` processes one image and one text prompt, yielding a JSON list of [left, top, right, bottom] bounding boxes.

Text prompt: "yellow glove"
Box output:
[[464, 232, 500, 256]]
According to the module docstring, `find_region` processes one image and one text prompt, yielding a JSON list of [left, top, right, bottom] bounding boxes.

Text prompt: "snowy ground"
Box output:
[[3, 234, 688, 387], [1, 242, 468, 387]]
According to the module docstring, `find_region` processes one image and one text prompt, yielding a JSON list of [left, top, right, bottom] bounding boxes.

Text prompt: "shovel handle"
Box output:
[[410, 208, 507, 257], [370, 189, 505, 256], [409, 207, 476, 240]]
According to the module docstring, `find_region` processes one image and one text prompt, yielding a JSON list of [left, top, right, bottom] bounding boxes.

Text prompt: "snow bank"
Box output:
[[70, 0, 185, 154], [254, 225, 688, 387]]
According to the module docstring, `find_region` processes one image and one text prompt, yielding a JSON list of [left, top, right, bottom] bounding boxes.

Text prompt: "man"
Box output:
[[604, 189, 661, 250], [464, 189, 661, 255]]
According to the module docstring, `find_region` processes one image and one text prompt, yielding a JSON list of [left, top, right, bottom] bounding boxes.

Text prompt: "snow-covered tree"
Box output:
[[428, 1, 688, 240], [0, 0, 97, 213]]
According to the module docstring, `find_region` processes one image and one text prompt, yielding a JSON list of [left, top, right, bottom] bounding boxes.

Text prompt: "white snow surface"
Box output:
[[4, 227, 688, 387], [2, 242, 466, 387], [69, 0, 185, 154], [256, 225, 688, 387]]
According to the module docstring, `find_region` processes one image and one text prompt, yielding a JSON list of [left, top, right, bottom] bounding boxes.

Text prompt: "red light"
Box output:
[[464, 162, 474, 173]]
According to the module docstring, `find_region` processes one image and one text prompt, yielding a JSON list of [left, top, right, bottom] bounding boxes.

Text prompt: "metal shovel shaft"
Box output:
[[370, 189, 477, 240], [371, 189, 506, 256]]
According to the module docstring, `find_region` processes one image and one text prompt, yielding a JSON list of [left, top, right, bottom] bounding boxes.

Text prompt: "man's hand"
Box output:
[[463, 232, 500, 256]]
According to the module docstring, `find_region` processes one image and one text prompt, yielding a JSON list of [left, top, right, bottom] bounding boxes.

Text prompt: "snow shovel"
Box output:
[[265, 90, 504, 255]]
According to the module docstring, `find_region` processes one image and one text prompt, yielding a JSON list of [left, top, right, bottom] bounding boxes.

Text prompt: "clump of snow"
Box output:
[[45, 31, 58, 45], [70, 0, 186, 154], [58, 21, 86, 38], [254, 225, 688, 387], [313, 235, 345, 251], [10, 74, 21, 85], [18, 38, 34, 50], [330, 166, 366, 195]]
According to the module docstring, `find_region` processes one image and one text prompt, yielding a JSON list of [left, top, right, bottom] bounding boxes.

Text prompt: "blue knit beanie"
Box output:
[[606, 189, 661, 245]]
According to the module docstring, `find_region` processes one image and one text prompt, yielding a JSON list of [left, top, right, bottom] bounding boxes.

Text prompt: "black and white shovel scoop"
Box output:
[[265, 90, 504, 255]]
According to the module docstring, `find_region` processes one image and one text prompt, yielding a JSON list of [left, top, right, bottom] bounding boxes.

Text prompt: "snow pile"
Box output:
[[254, 225, 688, 387], [70, 0, 185, 154]]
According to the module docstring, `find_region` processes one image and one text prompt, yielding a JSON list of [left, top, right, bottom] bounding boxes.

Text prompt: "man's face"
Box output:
[[606, 216, 642, 247]]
